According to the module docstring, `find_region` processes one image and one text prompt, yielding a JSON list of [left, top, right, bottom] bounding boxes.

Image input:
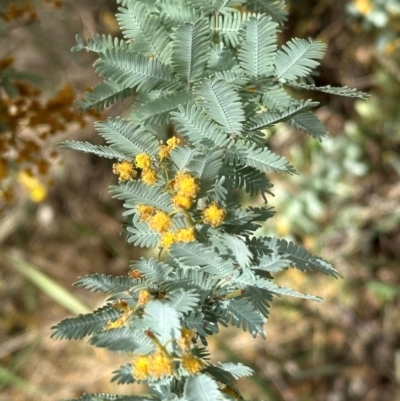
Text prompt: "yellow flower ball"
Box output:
[[141, 168, 157, 185], [132, 354, 150, 380], [173, 172, 199, 199], [172, 193, 193, 210], [159, 232, 175, 249], [202, 202, 226, 228], [149, 210, 172, 233], [112, 161, 137, 181], [135, 153, 152, 169], [174, 227, 196, 243], [166, 136, 180, 149]]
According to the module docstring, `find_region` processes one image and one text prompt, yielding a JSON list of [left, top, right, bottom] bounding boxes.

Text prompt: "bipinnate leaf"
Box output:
[[59, 141, 127, 160], [195, 78, 245, 134], [165, 288, 200, 315], [117, 2, 171, 64], [110, 181, 173, 213], [238, 14, 278, 80], [261, 237, 342, 278], [51, 305, 121, 340], [171, 19, 211, 83], [76, 80, 134, 111], [95, 48, 181, 93], [184, 374, 220, 401], [274, 38, 327, 82], [169, 242, 235, 277], [89, 327, 156, 354], [220, 233, 253, 268], [143, 300, 181, 349], [95, 117, 160, 157], [74, 274, 139, 294]]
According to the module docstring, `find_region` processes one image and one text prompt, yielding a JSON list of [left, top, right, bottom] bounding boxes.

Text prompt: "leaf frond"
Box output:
[[51, 305, 121, 340], [238, 15, 278, 81], [171, 19, 211, 83], [274, 38, 327, 82], [95, 48, 182, 93], [195, 78, 245, 134]]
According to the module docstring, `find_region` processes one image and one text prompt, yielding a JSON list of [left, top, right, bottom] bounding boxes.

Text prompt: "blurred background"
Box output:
[[0, 0, 399, 400]]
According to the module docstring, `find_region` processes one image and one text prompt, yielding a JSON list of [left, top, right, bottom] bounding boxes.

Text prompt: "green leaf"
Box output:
[[208, 43, 237, 72], [210, 11, 253, 48], [169, 242, 235, 277], [195, 78, 245, 134], [287, 81, 369, 99], [75, 81, 134, 111], [95, 48, 181, 93], [89, 327, 155, 354], [171, 19, 211, 83], [143, 300, 181, 349], [126, 222, 160, 248], [221, 164, 273, 199], [238, 15, 278, 80], [95, 117, 160, 157], [256, 253, 290, 273], [189, 147, 225, 194], [72, 33, 128, 53], [117, 2, 171, 63], [51, 305, 121, 340], [241, 286, 272, 318], [184, 374, 220, 401], [157, 0, 201, 29], [248, 99, 319, 131], [171, 104, 232, 148], [139, 90, 193, 125], [214, 298, 266, 337], [130, 257, 174, 285], [220, 233, 253, 268], [260, 84, 293, 109], [165, 288, 200, 314], [111, 364, 134, 385], [241, 143, 296, 174], [213, 0, 246, 16], [59, 141, 127, 160], [260, 237, 342, 278], [74, 274, 139, 294], [288, 111, 328, 141], [246, 0, 288, 25], [110, 181, 173, 213], [274, 38, 327, 82], [218, 362, 254, 379]]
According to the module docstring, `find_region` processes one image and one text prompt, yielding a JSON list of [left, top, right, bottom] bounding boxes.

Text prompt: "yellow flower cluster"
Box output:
[[136, 205, 196, 249], [158, 136, 180, 161], [148, 210, 172, 233], [141, 168, 157, 185], [171, 171, 199, 211], [104, 301, 132, 330], [132, 350, 173, 381], [181, 354, 204, 374], [136, 205, 156, 221], [159, 227, 196, 249], [135, 153, 152, 169], [112, 160, 136, 181], [113, 154, 158, 185], [135, 153, 157, 185], [137, 289, 152, 305], [202, 202, 226, 227]]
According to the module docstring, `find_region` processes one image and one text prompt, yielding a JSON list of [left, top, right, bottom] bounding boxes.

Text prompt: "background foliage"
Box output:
[[1, 1, 399, 400]]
